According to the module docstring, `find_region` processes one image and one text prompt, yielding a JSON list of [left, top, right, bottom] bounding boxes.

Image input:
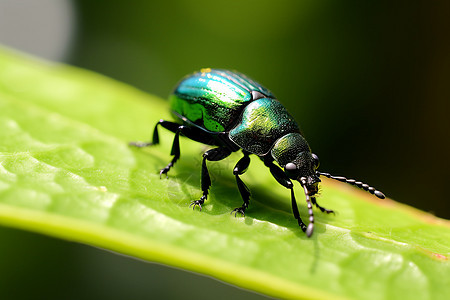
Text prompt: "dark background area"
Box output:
[[0, 0, 448, 299]]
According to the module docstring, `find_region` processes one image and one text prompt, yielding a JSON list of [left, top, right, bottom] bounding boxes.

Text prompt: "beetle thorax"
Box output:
[[228, 98, 301, 155]]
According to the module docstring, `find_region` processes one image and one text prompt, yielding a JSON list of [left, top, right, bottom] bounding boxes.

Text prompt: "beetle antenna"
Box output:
[[317, 172, 385, 199], [299, 177, 314, 237]]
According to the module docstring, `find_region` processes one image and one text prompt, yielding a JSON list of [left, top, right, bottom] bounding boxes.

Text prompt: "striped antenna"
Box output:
[[317, 172, 385, 199], [299, 177, 315, 237]]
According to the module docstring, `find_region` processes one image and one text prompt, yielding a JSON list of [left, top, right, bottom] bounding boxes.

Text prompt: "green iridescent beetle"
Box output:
[[130, 68, 385, 237]]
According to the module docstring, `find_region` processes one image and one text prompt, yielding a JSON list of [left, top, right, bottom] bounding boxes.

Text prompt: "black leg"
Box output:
[[311, 197, 335, 214], [130, 119, 230, 178], [159, 128, 182, 178], [231, 152, 251, 216], [263, 158, 307, 232], [129, 119, 183, 178], [190, 147, 232, 211], [130, 120, 215, 178], [129, 119, 180, 147], [290, 188, 307, 232]]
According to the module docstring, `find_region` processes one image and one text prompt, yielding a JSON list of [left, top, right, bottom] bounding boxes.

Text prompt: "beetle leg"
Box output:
[[130, 120, 183, 178], [159, 127, 183, 178], [129, 119, 180, 147], [311, 197, 335, 214], [190, 147, 232, 211], [290, 188, 308, 233], [263, 159, 308, 232], [231, 152, 251, 217]]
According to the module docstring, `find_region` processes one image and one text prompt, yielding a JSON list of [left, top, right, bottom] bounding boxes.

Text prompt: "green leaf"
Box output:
[[0, 46, 449, 300]]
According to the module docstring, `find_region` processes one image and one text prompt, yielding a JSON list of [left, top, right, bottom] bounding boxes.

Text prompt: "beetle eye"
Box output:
[[285, 163, 297, 172], [311, 153, 320, 169]]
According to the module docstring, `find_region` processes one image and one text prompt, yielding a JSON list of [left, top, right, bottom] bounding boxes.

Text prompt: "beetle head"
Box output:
[[283, 152, 321, 195], [270, 133, 322, 194]]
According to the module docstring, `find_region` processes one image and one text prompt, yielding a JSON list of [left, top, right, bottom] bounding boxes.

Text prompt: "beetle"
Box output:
[[130, 68, 385, 237]]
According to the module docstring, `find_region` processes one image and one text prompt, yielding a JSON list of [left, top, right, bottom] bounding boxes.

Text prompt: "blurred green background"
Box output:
[[0, 0, 448, 299]]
